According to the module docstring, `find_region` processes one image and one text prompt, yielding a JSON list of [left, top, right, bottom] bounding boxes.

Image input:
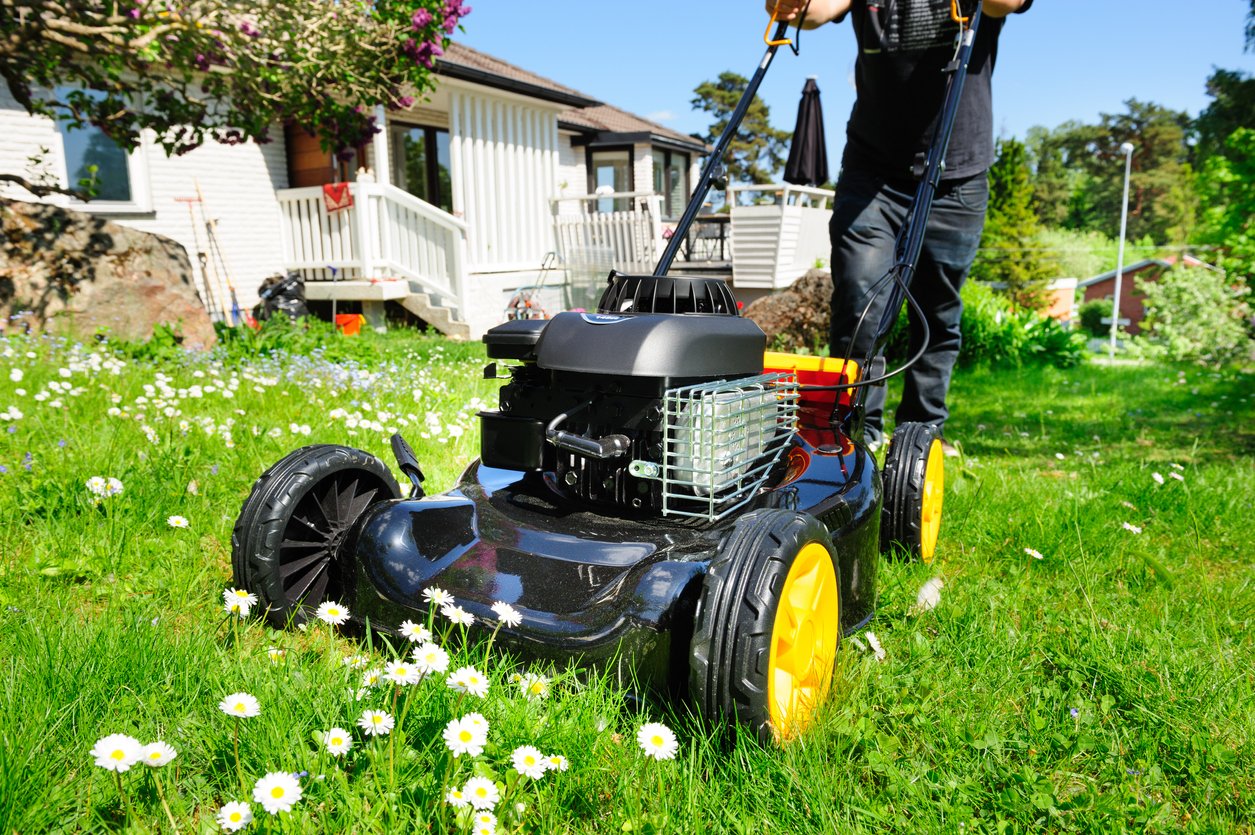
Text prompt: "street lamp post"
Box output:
[[1108, 142, 1135, 363]]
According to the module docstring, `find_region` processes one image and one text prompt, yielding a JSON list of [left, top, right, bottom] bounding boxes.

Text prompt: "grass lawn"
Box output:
[[0, 328, 1251, 833]]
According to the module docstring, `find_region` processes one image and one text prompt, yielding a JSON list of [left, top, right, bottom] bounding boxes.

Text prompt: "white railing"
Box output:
[[550, 192, 664, 274], [276, 182, 470, 316], [728, 183, 835, 290]]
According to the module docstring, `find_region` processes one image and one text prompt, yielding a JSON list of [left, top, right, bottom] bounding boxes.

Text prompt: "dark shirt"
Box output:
[[839, 0, 1030, 182]]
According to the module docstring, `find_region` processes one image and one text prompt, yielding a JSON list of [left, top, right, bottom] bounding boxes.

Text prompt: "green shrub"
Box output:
[[884, 281, 1087, 369], [1128, 266, 1252, 365], [1077, 299, 1111, 338]]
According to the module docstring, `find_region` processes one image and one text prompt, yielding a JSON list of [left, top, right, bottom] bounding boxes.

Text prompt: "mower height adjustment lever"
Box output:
[[390, 433, 427, 498]]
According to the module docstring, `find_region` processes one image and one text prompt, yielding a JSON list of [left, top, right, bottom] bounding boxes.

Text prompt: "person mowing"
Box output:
[[769, 0, 1030, 455]]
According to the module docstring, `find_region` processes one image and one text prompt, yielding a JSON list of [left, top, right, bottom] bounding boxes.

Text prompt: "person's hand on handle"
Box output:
[[765, 0, 852, 29]]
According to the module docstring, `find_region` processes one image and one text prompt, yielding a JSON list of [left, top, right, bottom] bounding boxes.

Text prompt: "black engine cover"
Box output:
[[533, 312, 766, 378]]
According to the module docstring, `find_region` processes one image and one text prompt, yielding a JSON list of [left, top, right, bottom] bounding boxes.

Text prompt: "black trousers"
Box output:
[[828, 167, 988, 443]]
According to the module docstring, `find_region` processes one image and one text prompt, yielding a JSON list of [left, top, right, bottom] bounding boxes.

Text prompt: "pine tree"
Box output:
[[691, 72, 791, 200]]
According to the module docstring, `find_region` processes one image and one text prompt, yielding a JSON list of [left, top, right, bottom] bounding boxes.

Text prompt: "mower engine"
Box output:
[[479, 273, 798, 522]]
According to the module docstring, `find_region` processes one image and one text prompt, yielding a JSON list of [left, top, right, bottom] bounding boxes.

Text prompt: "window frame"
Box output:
[[50, 108, 153, 215], [389, 122, 451, 212]]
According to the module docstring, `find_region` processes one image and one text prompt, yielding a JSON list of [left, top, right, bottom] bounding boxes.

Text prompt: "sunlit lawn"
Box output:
[[0, 328, 1251, 833]]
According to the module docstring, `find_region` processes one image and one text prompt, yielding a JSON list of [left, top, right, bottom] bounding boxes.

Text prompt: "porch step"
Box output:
[[400, 293, 471, 341]]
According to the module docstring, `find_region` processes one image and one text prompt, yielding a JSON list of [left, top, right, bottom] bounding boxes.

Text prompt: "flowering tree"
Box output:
[[0, 0, 470, 196]]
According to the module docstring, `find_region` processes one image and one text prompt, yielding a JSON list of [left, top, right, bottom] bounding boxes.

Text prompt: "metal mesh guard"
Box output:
[[661, 373, 799, 522]]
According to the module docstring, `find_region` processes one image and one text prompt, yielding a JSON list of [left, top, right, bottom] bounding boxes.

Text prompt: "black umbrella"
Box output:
[[783, 77, 829, 187]]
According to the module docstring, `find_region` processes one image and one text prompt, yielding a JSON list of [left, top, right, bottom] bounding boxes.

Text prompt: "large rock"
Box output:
[[0, 199, 215, 349], [742, 268, 832, 353]]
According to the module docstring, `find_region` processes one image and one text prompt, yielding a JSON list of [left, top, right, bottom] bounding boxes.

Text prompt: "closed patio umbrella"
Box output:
[[783, 77, 829, 187]]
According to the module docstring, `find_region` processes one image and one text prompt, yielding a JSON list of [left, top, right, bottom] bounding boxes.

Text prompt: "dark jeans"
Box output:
[[828, 167, 988, 443]]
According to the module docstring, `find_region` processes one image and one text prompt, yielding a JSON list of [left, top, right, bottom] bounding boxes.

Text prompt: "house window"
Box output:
[[652, 149, 690, 218], [390, 124, 451, 212], [589, 149, 632, 212], [52, 87, 149, 210]]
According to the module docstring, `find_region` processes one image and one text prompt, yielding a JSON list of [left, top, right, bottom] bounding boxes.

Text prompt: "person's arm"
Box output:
[[982, 0, 1029, 18], [765, 0, 853, 29]]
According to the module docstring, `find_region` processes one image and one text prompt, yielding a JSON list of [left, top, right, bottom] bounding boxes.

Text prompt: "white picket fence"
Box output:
[[276, 182, 470, 315], [550, 192, 664, 274]]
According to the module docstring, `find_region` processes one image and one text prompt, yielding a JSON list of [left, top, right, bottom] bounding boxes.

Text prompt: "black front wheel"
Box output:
[[689, 509, 842, 743], [231, 445, 400, 626]]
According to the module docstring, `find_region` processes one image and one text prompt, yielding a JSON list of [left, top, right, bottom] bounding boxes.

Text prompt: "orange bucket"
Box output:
[[335, 314, 366, 336]]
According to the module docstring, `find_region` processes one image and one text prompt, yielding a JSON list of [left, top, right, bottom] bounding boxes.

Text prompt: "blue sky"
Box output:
[[456, 1, 1254, 167]]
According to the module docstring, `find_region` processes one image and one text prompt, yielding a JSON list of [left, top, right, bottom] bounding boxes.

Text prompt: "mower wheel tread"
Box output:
[[880, 422, 941, 562], [231, 445, 400, 627], [689, 509, 839, 743]]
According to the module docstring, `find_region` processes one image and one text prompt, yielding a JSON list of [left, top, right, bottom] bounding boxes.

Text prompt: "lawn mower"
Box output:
[[232, 4, 981, 742]]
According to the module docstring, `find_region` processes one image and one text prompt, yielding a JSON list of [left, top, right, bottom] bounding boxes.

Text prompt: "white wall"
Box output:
[[556, 131, 585, 200], [0, 86, 288, 312]]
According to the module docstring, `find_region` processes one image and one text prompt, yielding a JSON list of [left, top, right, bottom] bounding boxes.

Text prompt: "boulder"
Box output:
[[0, 199, 215, 349], [742, 268, 832, 353]]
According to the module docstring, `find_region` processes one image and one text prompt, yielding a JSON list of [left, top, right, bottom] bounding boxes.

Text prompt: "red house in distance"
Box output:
[[1078, 253, 1220, 335]]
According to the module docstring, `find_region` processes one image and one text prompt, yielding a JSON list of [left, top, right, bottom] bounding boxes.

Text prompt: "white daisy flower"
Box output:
[[140, 741, 177, 767], [104, 477, 123, 497], [463, 776, 500, 810], [1122, 522, 1143, 534], [357, 710, 394, 737], [518, 673, 550, 700], [218, 692, 261, 718], [252, 771, 302, 814], [1152, 472, 1164, 485], [224, 598, 253, 618], [86, 476, 107, 496], [323, 728, 353, 756], [360, 668, 383, 688], [265, 647, 285, 663], [490, 601, 522, 627], [441, 604, 474, 627], [636, 722, 678, 761], [384, 660, 422, 686], [1169, 471, 1185, 482], [216, 801, 253, 832], [442, 716, 487, 758], [445, 786, 469, 808], [447, 665, 489, 698], [865, 631, 886, 662], [512, 745, 546, 780], [412, 642, 450, 674], [398, 619, 432, 643], [167, 515, 190, 528], [473, 810, 498, 835], [915, 577, 945, 611], [223, 588, 257, 608], [90, 733, 142, 772], [1024, 547, 1044, 560], [463, 711, 489, 733], [546, 754, 569, 772], [314, 600, 350, 626], [342, 654, 369, 669], [422, 586, 452, 607]]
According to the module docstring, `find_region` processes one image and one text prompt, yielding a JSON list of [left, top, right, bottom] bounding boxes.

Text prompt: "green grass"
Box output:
[[0, 331, 1251, 833]]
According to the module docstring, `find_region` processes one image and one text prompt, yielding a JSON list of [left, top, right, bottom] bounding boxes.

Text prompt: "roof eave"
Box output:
[[435, 63, 601, 109]]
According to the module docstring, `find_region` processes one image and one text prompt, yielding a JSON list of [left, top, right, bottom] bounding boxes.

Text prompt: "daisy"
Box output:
[[446, 786, 469, 808], [360, 668, 383, 688], [473, 810, 498, 835], [314, 600, 350, 626], [865, 631, 886, 662], [1024, 547, 1044, 560], [1152, 472, 1164, 485], [224, 598, 253, 618], [398, 619, 431, 643], [86, 476, 107, 496], [447, 665, 489, 698], [1169, 471, 1185, 482], [265, 647, 285, 663], [412, 642, 450, 674], [357, 710, 394, 737], [252, 771, 302, 814], [342, 654, 369, 669], [442, 716, 487, 758], [518, 672, 550, 700], [463, 776, 500, 810], [546, 753, 569, 772], [491, 601, 522, 627], [104, 477, 123, 497], [442, 604, 474, 627], [384, 660, 422, 686], [636, 722, 678, 761], [219, 692, 261, 718], [422, 586, 452, 607], [216, 801, 253, 832], [1122, 522, 1143, 534], [167, 515, 190, 528], [915, 577, 944, 611], [140, 741, 177, 767], [90, 733, 142, 772], [323, 728, 353, 757], [512, 745, 546, 780], [463, 711, 489, 733], [224, 588, 258, 608]]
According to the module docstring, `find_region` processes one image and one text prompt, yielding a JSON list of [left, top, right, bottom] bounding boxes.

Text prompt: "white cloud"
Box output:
[[646, 110, 676, 123]]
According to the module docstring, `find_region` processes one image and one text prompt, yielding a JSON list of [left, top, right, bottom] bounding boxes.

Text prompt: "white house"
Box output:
[[0, 42, 709, 339]]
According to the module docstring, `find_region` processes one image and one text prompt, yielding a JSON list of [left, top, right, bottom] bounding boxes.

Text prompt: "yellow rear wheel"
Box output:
[[767, 542, 840, 739], [880, 423, 945, 563]]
